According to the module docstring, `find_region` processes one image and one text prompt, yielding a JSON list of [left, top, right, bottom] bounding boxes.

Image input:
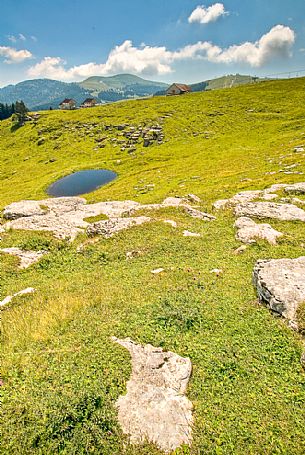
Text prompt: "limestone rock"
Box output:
[[234, 217, 283, 245], [234, 202, 305, 222], [163, 220, 177, 228], [187, 193, 201, 203], [2, 195, 214, 241], [0, 248, 46, 269], [3, 200, 46, 220], [0, 287, 35, 307], [284, 182, 305, 195], [183, 230, 201, 237], [253, 257, 305, 321], [184, 206, 216, 221], [112, 337, 193, 453], [151, 268, 164, 274], [87, 216, 150, 238]]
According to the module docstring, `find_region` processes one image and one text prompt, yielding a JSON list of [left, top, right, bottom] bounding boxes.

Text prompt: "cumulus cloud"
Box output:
[[26, 25, 295, 80], [28, 41, 173, 80], [188, 3, 228, 24], [0, 46, 32, 63]]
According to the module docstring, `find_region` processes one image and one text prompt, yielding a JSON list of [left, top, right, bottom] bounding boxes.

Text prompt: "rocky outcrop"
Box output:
[[253, 257, 305, 323], [0, 248, 46, 269], [213, 182, 305, 210], [284, 182, 305, 195], [234, 202, 305, 222], [112, 337, 193, 453], [2, 196, 215, 241], [234, 217, 283, 245], [87, 217, 150, 238], [0, 287, 36, 307]]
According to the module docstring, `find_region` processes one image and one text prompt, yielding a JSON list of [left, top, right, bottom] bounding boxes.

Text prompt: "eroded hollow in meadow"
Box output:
[[47, 169, 117, 197]]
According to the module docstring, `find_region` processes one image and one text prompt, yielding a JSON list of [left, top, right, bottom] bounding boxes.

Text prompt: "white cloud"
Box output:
[[0, 45, 33, 63], [26, 25, 295, 80], [28, 41, 173, 80], [188, 3, 228, 24], [31, 35, 38, 42], [19, 33, 26, 41]]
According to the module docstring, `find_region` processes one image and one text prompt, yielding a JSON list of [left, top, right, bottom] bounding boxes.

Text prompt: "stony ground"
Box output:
[[1, 78, 305, 454]]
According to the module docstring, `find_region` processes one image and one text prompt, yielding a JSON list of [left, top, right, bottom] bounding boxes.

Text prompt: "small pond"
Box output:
[[47, 169, 117, 197]]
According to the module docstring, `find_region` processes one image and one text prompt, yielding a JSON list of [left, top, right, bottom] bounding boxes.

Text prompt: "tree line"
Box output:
[[0, 101, 28, 121]]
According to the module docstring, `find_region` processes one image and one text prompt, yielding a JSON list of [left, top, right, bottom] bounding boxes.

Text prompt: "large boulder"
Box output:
[[234, 217, 283, 245], [235, 202, 305, 222], [112, 337, 193, 453], [253, 257, 305, 322]]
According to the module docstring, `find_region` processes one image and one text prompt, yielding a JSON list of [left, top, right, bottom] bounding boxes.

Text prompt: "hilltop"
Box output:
[[0, 74, 167, 110], [0, 73, 261, 110], [1, 77, 305, 454]]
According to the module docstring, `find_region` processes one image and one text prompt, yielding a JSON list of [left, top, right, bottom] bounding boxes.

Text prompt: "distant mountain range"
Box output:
[[0, 73, 261, 111]]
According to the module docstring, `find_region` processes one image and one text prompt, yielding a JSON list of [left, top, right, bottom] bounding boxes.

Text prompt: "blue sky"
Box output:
[[0, 0, 304, 86]]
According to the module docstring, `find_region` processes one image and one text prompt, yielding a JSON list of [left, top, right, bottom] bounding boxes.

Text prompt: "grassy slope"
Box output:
[[1, 78, 305, 455]]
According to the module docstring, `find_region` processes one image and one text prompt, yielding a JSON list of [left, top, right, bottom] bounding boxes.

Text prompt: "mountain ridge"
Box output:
[[0, 73, 261, 110]]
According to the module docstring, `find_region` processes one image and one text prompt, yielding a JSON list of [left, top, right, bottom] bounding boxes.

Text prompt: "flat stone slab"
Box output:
[[253, 257, 305, 321], [2, 196, 215, 241], [112, 337, 193, 453], [234, 217, 283, 245], [0, 287, 36, 307], [87, 216, 150, 238], [213, 182, 305, 210], [0, 248, 45, 269], [234, 202, 305, 222], [284, 182, 305, 195]]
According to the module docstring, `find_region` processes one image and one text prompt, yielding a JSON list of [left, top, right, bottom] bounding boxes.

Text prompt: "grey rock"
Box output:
[[253, 257, 305, 321], [3, 200, 46, 220], [0, 287, 36, 307], [112, 337, 193, 452], [234, 217, 283, 245], [234, 202, 305, 222], [0, 248, 46, 269], [284, 182, 305, 195], [87, 216, 150, 238]]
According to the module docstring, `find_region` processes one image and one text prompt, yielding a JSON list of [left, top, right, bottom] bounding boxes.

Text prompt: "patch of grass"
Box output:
[[84, 213, 109, 223]]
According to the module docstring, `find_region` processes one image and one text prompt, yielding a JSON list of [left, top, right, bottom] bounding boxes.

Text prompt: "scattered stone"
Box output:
[[112, 337, 192, 452], [0, 287, 36, 307], [183, 230, 201, 237], [151, 268, 164, 274], [294, 146, 304, 153], [0, 248, 46, 269], [187, 194, 201, 203], [126, 250, 143, 259], [234, 217, 283, 245], [235, 202, 305, 222], [253, 257, 305, 322], [163, 220, 177, 228], [233, 245, 247, 255], [210, 268, 223, 276], [184, 206, 216, 221]]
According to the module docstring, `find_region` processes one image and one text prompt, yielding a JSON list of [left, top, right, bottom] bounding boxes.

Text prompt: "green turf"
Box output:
[[1, 78, 305, 454]]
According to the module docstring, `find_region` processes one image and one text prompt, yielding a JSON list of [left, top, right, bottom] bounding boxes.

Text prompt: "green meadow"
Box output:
[[1, 78, 305, 454]]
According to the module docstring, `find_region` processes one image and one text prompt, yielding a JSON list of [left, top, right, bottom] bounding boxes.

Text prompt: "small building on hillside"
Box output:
[[80, 98, 97, 108], [166, 83, 191, 96], [59, 98, 76, 110]]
